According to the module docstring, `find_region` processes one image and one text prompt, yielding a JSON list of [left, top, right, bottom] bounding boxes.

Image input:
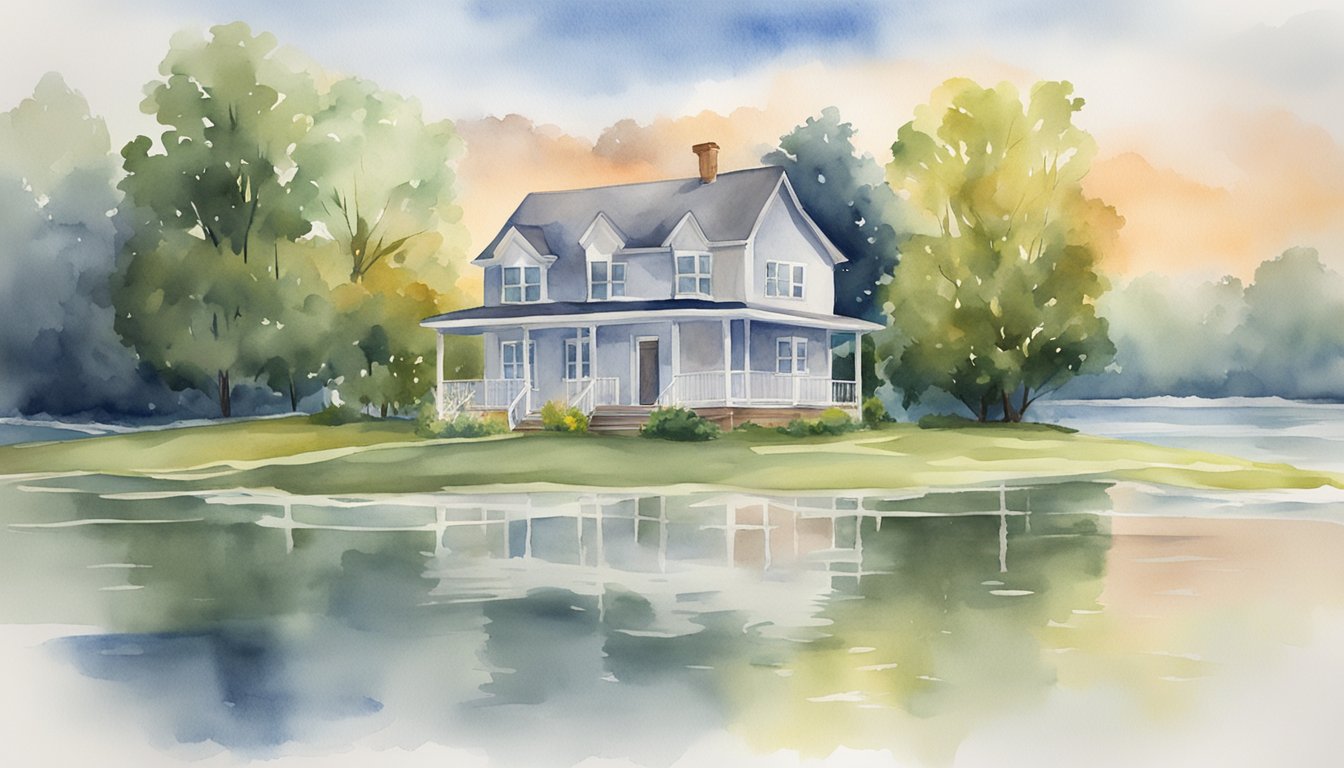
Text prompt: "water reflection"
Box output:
[[1, 477, 1341, 766]]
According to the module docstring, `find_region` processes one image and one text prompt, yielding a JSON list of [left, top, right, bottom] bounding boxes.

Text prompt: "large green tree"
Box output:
[[876, 79, 1119, 421], [113, 23, 318, 416], [763, 107, 910, 323]]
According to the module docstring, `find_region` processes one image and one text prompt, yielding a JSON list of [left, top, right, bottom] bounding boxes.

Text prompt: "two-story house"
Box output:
[[422, 142, 883, 429]]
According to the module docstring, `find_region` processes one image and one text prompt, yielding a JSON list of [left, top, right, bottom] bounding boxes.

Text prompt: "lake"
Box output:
[[2, 399, 1342, 767]]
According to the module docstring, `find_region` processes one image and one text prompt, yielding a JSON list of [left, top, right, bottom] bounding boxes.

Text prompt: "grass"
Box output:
[[0, 416, 1338, 495]]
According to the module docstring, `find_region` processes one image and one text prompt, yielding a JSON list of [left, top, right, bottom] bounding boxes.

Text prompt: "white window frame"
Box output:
[[766, 261, 806, 300], [564, 330, 592, 380], [588, 259, 627, 301], [675, 251, 712, 298], [776, 336, 809, 375], [501, 340, 536, 388], [501, 265, 543, 303]]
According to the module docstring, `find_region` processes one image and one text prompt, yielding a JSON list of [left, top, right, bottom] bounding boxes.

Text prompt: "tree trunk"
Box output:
[[379, 402, 388, 419], [1018, 387, 1031, 421], [217, 369, 232, 418], [1001, 391, 1020, 423], [288, 375, 298, 412], [977, 397, 989, 423]]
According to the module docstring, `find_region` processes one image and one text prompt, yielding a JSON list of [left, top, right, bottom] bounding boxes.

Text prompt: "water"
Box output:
[[2, 472, 1343, 767], [3, 400, 1344, 766]]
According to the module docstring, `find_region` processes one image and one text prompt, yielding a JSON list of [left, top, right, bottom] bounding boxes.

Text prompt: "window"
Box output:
[[675, 253, 712, 297], [776, 337, 808, 374], [766, 261, 805, 299], [501, 341, 536, 388], [565, 329, 592, 380], [589, 261, 626, 300], [502, 265, 542, 303]]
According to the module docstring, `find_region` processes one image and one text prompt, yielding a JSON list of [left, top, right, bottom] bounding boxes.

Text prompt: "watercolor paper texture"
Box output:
[[1, 2, 1342, 767]]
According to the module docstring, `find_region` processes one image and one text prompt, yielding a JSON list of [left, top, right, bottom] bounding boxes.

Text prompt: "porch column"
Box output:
[[827, 331, 834, 405], [670, 322, 681, 406], [854, 331, 863, 405], [590, 324, 598, 399], [522, 326, 532, 414], [722, 318, 733, 406], [743, 319, 752, 404], [435, 331, 445, 418]]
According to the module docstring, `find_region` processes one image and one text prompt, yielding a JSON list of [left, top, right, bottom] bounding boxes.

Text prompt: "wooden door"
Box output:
[[638, 340, 659, 405]]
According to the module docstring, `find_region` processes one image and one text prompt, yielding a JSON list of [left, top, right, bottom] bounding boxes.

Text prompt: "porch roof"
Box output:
[[420, 299, 883, 334]]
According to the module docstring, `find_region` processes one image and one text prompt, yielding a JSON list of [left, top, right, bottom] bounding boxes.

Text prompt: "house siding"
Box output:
[[748, 188, 836, 314]]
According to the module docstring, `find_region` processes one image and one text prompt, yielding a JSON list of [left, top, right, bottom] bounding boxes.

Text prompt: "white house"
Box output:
[[423, 142, 883, 430]]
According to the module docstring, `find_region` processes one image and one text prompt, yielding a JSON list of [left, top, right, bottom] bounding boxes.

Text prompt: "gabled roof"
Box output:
[[475, 166, 790, 264]]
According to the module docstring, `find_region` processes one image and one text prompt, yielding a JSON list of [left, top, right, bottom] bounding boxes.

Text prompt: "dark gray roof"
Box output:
[[475, 166, 786, 263]]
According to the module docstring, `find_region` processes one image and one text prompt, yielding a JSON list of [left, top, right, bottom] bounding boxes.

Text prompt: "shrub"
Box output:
[[540, 399, 589, 432], [640, 406, 720, 441], [419, 412, 509, 438], [780, 407, 858, 437], [862, 396, 888, 427], [308, 404, 369, 426]]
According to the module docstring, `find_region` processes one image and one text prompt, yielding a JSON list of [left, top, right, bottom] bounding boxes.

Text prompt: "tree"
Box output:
[[876, 79, 1119, 421], [0, 74, 150, 415], [1239, 247, 1344, 398], [113, 22, 318, 416], [292, 76, 476, 415], [763, 107, 910, 322]]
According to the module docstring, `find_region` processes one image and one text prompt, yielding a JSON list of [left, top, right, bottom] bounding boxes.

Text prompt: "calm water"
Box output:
[[2, 401, 1343, 767]]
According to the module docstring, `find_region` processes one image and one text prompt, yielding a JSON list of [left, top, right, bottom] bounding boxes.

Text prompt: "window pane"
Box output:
[[793, 265, 805, 284], [699, 276, 711, 295], [766, 262, 777, 278], [592, 283, 608, 300], [504, 286, 522, 303], [678, 276, 696, 293], [503, 267, 520, 287], [698, 254, 711, 274], [766, 280, 778, 297], [779, 358, 792, 374], [677, 255, 694, 274], [524, 266, 540, 284], [777, 339, 790, 357], [591, 261, 607, 281], [792, 283, 803, 298], [612, 263, 625, 281], [612, 282, 625, 297], [524, 284, 540, 302]]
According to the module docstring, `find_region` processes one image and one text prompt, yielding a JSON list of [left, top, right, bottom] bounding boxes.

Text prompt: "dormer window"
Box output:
[[502, 265, 542, 303], [589, 260, 626, 300], [766, 261, 805, 299], [676, 253, 712, 297]]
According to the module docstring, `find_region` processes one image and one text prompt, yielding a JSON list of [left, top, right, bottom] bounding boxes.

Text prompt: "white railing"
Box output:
[[506, 385, 530, 430], [565, 377, 621, 415], [658, 372, 857, 407], [439, 379, 527, 419], [831, 380, 858, 404]]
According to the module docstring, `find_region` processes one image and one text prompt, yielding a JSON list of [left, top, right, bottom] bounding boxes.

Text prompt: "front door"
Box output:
[[638, 340, 659, 405]]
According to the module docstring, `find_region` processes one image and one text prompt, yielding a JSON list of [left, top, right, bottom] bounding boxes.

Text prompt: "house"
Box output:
[[422, 142, 883, 430]]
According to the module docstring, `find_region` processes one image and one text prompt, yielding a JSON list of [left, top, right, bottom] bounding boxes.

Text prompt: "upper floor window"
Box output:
[[589, 261, 626, 300], [766, 261, 805, 299], [776, 337, 808, 374], [676, 253, 712, 297], [502, 265, 542, 303]]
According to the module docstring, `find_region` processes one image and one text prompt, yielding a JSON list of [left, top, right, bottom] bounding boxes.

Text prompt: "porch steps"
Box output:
[[587, 406, 656, 433]]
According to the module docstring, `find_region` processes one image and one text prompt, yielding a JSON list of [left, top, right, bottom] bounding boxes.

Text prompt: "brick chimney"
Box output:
[[692, 141, 719, 183]]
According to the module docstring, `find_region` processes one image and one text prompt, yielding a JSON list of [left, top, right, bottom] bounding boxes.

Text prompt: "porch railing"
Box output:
[[658, 371, 858, 408], [439, 379, 526, 418], [564, 377, 621, 415]]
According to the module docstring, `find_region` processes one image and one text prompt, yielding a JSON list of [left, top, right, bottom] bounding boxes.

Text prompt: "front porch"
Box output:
[[426, 304, 879, 430]]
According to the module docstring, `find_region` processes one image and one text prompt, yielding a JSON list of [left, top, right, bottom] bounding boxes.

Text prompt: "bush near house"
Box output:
[[540, 400, 589, 432], [862, 396, 889, 427], [309, 405, 373, 426], [419, 412, 509, 439], [640, 407, 721, 442], [781, 407, 858, 437]]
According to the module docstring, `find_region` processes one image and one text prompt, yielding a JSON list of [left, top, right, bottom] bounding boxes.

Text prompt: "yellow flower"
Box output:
[[564, 415, 577, 430]]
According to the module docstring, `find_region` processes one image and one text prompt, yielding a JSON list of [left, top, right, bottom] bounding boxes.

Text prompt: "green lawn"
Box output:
[[0, 416, 1337, 494]]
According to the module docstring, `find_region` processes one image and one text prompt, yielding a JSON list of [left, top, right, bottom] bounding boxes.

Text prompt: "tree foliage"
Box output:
[[876, 79, 1119, 421], [763, 107, 910, 322], [0, 74, 152, 415], [111, 22, 476, 418]]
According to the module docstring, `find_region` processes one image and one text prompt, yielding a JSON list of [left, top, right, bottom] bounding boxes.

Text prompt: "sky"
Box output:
[[2, 0, 1342, 281]]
